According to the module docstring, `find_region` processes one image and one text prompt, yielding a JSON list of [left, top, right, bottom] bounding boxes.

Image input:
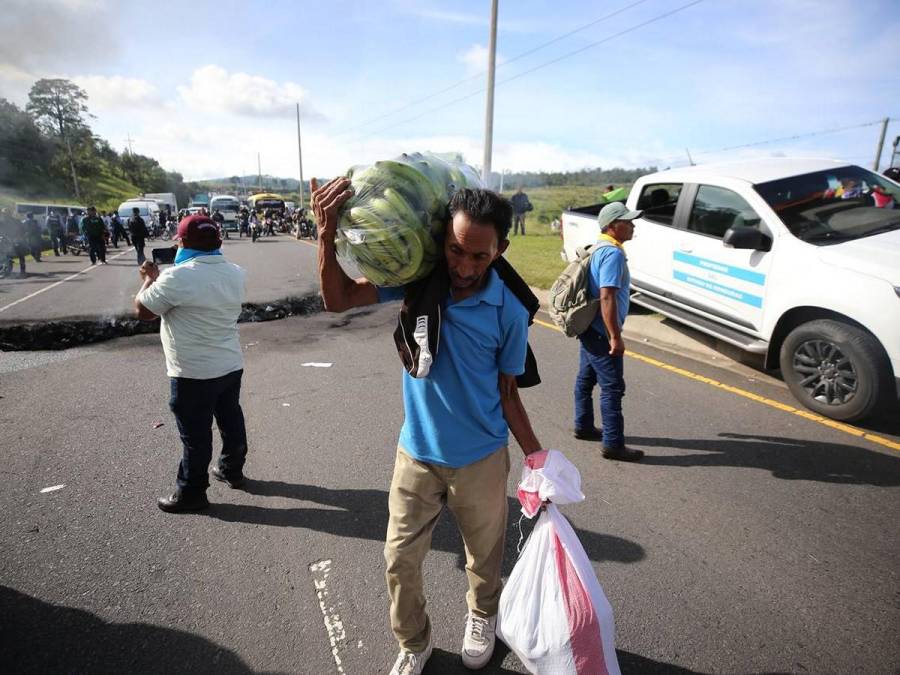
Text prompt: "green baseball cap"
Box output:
[[597, 201, 642, 230]]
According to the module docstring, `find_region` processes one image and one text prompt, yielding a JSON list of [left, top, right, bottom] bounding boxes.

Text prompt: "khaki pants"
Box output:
[[384, 446, 510, 651]]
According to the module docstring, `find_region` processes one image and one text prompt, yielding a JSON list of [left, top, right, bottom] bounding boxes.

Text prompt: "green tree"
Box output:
[[26, 78, 94, 200], [0, 98, 58, 194]]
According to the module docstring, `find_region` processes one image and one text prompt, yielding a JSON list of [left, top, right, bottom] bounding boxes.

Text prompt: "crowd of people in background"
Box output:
[[0, 200, 317, 277]]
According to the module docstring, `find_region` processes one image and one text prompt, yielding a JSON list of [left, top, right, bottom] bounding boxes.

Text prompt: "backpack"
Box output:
[[548, 241, 619, 337]]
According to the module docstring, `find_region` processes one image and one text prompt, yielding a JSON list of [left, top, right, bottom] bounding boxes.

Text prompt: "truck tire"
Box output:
[[779, 319, 892, 421]]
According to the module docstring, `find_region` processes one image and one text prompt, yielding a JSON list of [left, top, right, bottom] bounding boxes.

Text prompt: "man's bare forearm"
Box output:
[[317, 235, 354, 312], [600, 290, 620, 338], [500, 375, 542, 456], [134, 278, 157, 321]]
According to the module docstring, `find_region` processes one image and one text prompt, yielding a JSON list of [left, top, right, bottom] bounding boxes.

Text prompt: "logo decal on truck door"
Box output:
[[672, 252, 765, 308]]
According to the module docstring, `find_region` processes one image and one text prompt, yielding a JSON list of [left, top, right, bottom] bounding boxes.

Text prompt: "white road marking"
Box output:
[[40, 484, 65, 493], [302, 362, 333, 368], [309, 559, 349, 674], [0, 248, 134, 314]]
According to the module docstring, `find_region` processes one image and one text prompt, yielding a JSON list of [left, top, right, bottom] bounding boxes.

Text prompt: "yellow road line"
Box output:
[[531, 318, 900, 453]]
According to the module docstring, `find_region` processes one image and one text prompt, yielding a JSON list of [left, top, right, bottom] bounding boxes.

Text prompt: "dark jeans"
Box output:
[[513, 213, 526, 235], [169, 369, 248, 493], [133, 238, 145, 265], [87, 236, 106, 264], [574, 327, 626, 449]]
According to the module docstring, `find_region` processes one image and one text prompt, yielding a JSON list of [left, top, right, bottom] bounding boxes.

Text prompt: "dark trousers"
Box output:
[[133, 238, 145, 265], [574, 327, 626, 449], [51, 230, 67, 255], [513, 213, 526, 235], [87, 236, 106, 264], [169, 369, 248, 493]]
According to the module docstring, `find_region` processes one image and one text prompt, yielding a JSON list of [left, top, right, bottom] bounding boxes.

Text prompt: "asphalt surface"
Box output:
[[1, 297, 898, 674], [0, 233, 321, 323]]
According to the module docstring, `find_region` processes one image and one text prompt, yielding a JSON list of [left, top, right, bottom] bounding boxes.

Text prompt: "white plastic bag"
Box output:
[[498, 450, 621, 675]]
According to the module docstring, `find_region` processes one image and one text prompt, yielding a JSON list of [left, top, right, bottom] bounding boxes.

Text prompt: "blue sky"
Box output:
[[2, 0, 898, 181]]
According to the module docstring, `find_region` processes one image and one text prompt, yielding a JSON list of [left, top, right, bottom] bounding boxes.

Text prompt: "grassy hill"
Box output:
[[0, 161, 142, 214]]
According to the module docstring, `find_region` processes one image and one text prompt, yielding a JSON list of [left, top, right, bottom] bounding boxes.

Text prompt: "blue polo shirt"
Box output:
[[377, 269, 529, 468], [588, 244, 630, 336]]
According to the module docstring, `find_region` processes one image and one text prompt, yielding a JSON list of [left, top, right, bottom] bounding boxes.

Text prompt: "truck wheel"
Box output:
[[779, 319, 892, 421]]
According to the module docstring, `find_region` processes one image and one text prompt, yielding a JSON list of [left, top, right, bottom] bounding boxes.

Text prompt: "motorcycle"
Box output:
[[298, 216, 317, 240]]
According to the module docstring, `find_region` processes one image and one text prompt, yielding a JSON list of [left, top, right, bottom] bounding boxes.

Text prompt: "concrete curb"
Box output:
[[528, 285, 780, 384]]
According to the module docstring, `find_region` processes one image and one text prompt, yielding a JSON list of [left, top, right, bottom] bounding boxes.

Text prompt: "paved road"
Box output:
[[1, 301, 898, 674], [0, 234, 321, 323]]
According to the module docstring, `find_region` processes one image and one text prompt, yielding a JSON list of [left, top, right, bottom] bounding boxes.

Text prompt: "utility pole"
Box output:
[[257, 152, 262, 191], [125, 133, 135, 155], [873, 117, 889, 171], [296, 103, 305, 209], [481, 0, 499, 188], [499, 170, 504, 192], [685, 148, 696, 166], [295, 103, 305, 239]]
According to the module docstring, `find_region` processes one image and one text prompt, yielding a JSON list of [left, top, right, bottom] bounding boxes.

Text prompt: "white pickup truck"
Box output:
[[561, 158, 900, 421]]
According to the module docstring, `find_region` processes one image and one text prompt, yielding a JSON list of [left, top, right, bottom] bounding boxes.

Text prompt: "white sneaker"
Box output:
[[461, 612, 496, 670], [389, 634, 433, 675]]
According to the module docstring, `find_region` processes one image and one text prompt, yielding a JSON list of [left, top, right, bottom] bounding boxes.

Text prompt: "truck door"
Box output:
[[670, 183, 775, 333], [626, 182, 686, 293]]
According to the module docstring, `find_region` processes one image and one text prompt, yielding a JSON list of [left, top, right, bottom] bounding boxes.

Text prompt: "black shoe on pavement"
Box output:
[[574, 426, 604, 442], [211, 466, 246, 489], [601, 446, 644, 462], [157, 490, 209, 513]]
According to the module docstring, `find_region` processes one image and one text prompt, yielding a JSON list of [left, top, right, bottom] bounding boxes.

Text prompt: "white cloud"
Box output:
[[71, 75, 162, 110], [457, 44, 506, 76], [177, 65, 318, 119]]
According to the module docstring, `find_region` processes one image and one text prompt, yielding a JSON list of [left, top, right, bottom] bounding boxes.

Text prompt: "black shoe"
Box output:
[[574, 426, 604, 442], [157, 490, 209, 513], [211, 466, 246, 489], [602, 446, 644, 462]]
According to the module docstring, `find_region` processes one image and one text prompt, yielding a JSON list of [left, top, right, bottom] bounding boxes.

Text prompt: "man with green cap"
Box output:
[[572, 201, 644, 462]]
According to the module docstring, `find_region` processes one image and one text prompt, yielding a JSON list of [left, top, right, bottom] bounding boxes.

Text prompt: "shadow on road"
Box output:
[[0, 586, 280, 674], [208, 480, 645, 574], [631, 432, 899, 486]]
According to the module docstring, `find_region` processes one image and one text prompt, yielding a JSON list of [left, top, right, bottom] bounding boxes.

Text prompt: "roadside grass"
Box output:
[[504, 233, 567, 289], [501, 184, 631, 289]]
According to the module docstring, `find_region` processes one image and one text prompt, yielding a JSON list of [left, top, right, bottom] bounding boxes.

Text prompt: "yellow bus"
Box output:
[[247, 193, 286, 213]]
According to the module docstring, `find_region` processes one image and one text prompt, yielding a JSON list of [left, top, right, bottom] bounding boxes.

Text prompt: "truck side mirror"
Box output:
[[723, 226, 772, 252]]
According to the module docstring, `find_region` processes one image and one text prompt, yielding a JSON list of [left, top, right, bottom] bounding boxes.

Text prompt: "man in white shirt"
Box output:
[[135, 215, 249, 513]]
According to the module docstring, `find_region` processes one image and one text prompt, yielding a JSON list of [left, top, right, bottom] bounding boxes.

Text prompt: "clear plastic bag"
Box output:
[[336, 152, 482, 287]]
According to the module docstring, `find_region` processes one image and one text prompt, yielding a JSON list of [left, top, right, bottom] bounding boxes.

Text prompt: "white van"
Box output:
[[560, 159, 900, 421], [118, 199, 160, 230]]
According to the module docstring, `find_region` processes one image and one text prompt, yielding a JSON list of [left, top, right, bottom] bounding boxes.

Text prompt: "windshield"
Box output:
[[755, 166, 900, 244], [210, 199, 240, 212], [255, 200, 284, 210], [119, 206, 150, 217]]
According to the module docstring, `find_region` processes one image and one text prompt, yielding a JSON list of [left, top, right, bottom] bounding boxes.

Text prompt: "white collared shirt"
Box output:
[[138, 256, 246, 379]]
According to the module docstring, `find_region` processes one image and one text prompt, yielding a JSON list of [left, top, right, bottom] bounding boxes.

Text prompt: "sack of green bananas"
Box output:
[[336, 152, 483, 287]]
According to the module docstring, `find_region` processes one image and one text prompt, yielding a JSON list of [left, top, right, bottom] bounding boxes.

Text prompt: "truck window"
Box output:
[[636, 183, 682, 226], [687, 185, 761, 239]]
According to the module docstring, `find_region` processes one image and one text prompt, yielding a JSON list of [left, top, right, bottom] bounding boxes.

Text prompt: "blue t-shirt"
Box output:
[[377, 269, 529, 468], [587, 244, 630, 336]]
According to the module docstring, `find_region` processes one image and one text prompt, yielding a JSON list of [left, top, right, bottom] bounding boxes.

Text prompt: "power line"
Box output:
[[650, 118, 898, 167], [334, 0, 652, 137], [350, 0, 705, 142], [693, 119, 892, 155]]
